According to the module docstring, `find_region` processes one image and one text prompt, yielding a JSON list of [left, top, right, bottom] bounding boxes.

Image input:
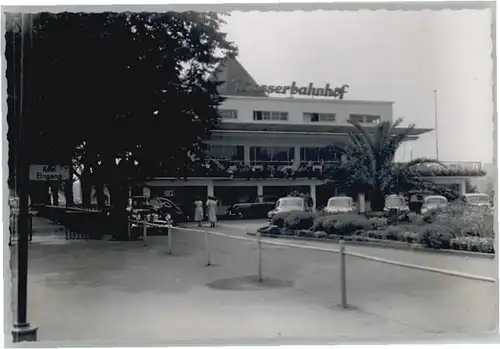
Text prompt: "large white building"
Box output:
[[142, 58, 484, 213]]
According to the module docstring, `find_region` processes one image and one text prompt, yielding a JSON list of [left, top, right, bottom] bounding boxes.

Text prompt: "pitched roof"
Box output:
[[210, 57, 268, 97]]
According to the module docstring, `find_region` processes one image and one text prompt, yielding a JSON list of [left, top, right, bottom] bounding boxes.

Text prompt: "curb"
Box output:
[[246, 232, 495, 259]]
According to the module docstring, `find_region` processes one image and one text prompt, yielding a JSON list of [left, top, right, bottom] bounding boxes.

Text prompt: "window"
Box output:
[[365, 115, 381, 124], [250, 147, 294, 164], [208, 145, 244, 161], [300, 146, 340, 164], [348, 114, 365, 123], [349, 114, 381, 124], [303, 112, 336, 122], [219, 109, 238, 119], [253, 110, 288, 121]]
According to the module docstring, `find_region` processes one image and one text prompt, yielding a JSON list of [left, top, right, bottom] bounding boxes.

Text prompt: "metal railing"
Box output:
[[130, 219, 496, 309]]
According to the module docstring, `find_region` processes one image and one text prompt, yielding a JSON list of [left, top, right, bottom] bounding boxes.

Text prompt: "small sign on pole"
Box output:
[[29, 165, 70, 181]]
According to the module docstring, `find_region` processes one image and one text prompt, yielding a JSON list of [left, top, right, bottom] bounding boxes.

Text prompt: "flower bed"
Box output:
[[258, 204, 495, 254]]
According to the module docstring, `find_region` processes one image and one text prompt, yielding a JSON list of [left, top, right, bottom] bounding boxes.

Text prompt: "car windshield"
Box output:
[[279, 198, 304, 208], [328, 197, 352, 208], [467, 194, 490, 203], [385, 196, 405, 207], [426, 197, 447, 205]]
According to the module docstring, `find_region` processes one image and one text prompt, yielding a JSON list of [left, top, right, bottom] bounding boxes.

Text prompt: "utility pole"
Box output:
[[11, 13, 38, 343], [433, 89, 440, 160]]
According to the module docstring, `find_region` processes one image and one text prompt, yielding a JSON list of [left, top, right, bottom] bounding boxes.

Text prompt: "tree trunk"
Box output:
[[95, 183, 106, 209], [369, 189, 385, 212], [80, 163, 91, 207], [50, 182, 59, 206], [108, 183, 130, 241], [64, 179, 74, 207]]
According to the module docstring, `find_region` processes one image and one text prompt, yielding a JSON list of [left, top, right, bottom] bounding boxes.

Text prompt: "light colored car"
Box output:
[[324, 196, 354, 214], [267, 196, 310, 220], [383, 194, 409, 213], [462, 193, 491, 208], [420, 195, 448, 214]]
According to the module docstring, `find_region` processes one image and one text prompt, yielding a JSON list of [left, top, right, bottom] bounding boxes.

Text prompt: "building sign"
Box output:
[[29, 165, 70, 181], [234, 81, 349, 99]]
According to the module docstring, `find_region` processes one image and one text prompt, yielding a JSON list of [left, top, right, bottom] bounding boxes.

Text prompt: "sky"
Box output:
[[220, 9, 494, 164]]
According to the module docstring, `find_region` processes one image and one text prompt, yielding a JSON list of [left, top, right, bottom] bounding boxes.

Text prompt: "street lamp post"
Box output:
[[433, 89, 440, 160], [11, 13, 38, 343]]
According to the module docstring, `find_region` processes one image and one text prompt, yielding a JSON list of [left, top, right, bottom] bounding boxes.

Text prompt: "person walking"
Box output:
[[206, 196, 218, 228], [194, 197, 204, 227]]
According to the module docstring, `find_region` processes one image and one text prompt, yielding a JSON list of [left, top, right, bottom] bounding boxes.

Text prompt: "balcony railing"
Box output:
[[159, 159, 486, 179]]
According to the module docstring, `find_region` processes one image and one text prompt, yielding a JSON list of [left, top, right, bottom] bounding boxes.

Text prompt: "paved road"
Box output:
[[7, 217, 498, 345]]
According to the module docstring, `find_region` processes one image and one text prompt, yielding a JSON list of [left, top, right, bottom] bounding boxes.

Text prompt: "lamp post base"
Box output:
[[12, 323, 38, 343]]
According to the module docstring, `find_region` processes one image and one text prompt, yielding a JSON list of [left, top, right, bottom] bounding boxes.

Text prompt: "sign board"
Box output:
[[234, 81, 350, 99], [29, 165, 70, 181]]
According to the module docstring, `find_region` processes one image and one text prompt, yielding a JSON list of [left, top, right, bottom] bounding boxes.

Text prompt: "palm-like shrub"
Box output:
[[331, 118, 450, 211]]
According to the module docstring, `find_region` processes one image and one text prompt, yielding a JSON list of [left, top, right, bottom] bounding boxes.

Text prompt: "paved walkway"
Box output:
[[6, 217, 498, 345]]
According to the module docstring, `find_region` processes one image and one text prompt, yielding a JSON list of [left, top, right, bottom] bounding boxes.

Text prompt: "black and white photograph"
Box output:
[[2, 1, 498, 346]]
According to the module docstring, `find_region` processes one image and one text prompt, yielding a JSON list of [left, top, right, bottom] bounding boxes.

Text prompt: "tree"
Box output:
[[6, 12, 237, 239], [330, 118, 443, 211]]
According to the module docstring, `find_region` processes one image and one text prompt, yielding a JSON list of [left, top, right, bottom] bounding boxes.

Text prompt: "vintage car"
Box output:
[[225, 195, 279, 219], [267, 196, 311, 220], [324, 196, 354, 214], [420, 195, 449, 214], [383, 194, 410, 214], [462, 193, 491, 208], [148, 197, 189, 224], [127, 196, 185, 225]]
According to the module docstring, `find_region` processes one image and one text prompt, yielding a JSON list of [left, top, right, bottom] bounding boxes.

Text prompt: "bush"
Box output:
[[322, 214, 373, 236], [284, 212, 317, 230], [451, 236, 495, 253], [385, 226, 407, 241], [312, 216, 328, 231], [417, 224, 455, 249], [422, 203, 494, 238], [271, 212, 291, 228]]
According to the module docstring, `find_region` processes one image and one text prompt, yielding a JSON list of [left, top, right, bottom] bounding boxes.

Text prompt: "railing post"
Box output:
[[340, 239, 347, 309], [205, 230, 211, 266], [127, 218, 131, 239], [143, 219, 147, 246], [167, 221, 172, 255], [257, 230, 263, 282]]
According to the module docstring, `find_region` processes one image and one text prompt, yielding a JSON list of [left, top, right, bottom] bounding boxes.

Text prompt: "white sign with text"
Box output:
[[29, 165, 70, 181]]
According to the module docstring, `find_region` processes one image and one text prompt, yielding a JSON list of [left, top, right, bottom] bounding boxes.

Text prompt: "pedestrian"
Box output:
[[194, 197, 204, 227], [206, 196, 218, 228]]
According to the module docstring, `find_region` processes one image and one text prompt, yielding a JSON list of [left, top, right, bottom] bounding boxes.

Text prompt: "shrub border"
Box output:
[[246, 231, 495, 259]]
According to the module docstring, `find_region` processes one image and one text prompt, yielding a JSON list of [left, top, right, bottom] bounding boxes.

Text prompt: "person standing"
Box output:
[[194, 197, 204, 227], [206, 196, 218, 228]]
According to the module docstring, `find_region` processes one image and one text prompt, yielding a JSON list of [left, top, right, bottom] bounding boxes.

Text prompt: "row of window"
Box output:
[[219, 109, 380, 124], [208, 145, 342, 163]]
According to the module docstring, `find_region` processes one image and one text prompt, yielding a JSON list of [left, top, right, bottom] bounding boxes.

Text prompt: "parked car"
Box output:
[[383, 194, 409, 214], [324, 196, 354, 214], [127, 196, 154, 221], [407, 190, 434, 213], [267, 196, 311, 220], [225, 195, 279, 219], [148, 197, 188, 224], [420, 195, 449, 214], [462, 193, 491, 208], [127, 196, 184, 225]]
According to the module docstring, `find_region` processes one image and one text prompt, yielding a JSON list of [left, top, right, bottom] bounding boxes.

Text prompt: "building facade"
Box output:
[[142, 58, 484, 213]]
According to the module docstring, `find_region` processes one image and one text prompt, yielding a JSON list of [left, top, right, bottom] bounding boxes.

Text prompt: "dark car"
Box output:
[[148, 197, 189, 225], [225, 195, 279, 219]]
